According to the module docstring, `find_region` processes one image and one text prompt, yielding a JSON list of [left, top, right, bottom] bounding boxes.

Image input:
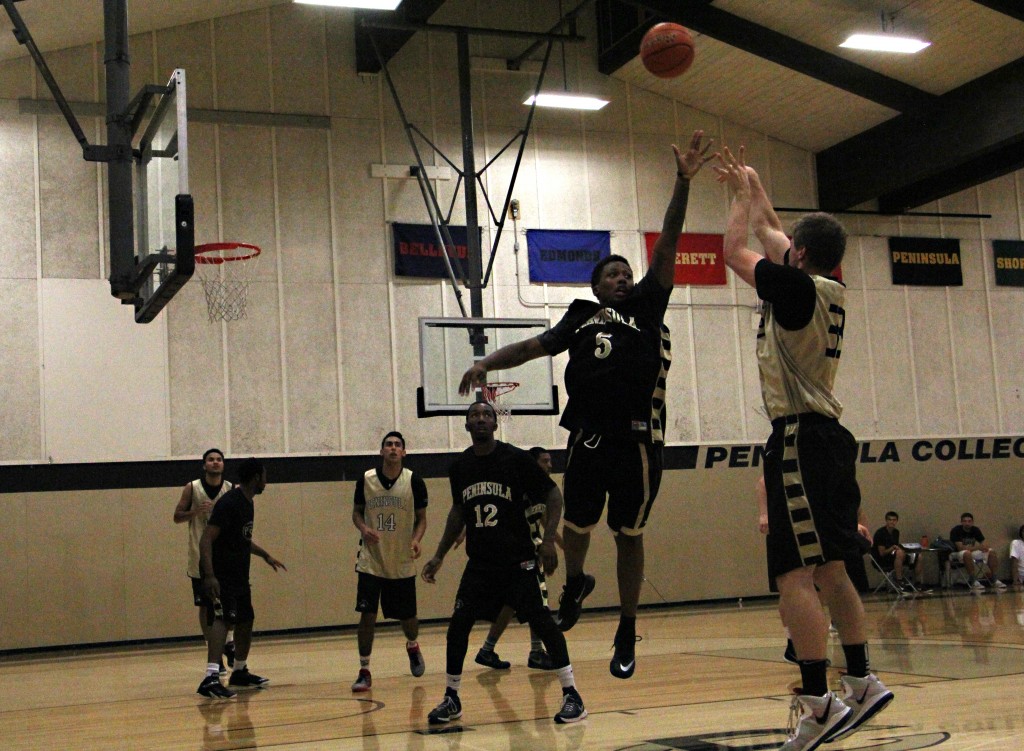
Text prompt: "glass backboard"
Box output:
[[418, 317, 559, 417]]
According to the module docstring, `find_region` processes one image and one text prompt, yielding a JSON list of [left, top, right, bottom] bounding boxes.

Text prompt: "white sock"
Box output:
[[234, 659, 247, 672], [206, 662, 220, 677], [556, 664, 576, 690], [445, 674, 462, 693]]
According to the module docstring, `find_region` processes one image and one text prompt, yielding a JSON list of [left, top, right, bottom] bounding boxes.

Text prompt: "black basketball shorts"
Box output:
[[215, 579, 255, 626], [355, 572, 417, 621], [562, 429, 663, 535], [191, 576, 214, 609], [764, 413, 863, 586], [452, 562, 548, 624]]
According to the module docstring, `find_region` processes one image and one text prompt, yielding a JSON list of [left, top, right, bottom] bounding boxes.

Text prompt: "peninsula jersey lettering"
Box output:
[[448, 441, 556, 568], [538, 273, 672, 442]]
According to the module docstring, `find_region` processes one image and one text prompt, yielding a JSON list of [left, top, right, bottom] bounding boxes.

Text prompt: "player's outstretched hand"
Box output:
[[713, 145, 751, 200], [264, 554, 287, 572], [422, 556, 443, 583], [458, 363, 487, 396], [674, 129, 714, 180]]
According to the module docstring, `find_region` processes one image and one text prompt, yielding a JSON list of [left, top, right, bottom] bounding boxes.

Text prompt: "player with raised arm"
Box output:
[[458, 131, 713, 680], [716, 146, 892, 750]]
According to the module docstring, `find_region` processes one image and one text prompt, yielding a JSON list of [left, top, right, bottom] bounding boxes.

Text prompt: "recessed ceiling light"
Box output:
[[523, 93, 609, 111], [839, 33, 930, 53], [294, 0, 402, 10]]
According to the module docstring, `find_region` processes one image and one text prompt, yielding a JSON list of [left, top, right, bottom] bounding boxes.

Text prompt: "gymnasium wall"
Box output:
[[0, 2, 1023, 650]]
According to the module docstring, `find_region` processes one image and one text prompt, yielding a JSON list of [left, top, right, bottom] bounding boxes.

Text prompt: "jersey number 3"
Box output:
[[825, 303, 845, 359]]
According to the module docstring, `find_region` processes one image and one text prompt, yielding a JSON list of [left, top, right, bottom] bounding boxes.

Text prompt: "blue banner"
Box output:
[[393, 223, 475, 279], [527, 229, 611, 283]]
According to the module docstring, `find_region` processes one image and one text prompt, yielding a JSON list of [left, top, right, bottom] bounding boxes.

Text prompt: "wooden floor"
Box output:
[[3, 589, 1023, 750]]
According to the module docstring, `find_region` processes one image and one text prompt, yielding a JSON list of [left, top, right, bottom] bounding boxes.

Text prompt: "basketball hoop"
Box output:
[[194, 242, 261, 322], [481, 381, 519, 424]]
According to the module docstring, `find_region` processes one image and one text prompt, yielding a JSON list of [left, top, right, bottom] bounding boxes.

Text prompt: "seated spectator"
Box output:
[[872, 511, 919, 590], [949, 512, 1006, 590], [1010, 525, 1024, 589]]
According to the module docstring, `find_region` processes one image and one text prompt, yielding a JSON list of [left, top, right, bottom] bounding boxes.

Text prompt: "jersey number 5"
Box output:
[[474, 504, 498, 528], [594, 332, 612, 359]]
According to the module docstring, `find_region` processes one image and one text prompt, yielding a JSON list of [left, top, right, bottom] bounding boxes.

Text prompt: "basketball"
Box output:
[[640, 23, 695, 79]]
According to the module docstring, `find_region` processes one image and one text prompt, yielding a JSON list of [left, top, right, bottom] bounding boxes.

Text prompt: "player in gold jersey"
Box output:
[[717, 146, 892, 751]]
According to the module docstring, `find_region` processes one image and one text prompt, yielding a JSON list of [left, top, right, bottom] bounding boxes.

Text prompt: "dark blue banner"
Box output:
[[527, 229, 611, 283], [393, 223, 475, 279]]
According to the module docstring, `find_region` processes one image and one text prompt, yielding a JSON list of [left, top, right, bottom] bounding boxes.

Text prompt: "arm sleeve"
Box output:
[[412, 473, 429, 509], [353, 475, 365, 507], [633, 272, 673, 321], [537, 307, 579, 356], [754, 259, 817, 331]]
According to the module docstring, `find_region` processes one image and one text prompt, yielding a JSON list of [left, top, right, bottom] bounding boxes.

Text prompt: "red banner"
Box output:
[[645, 232, 727, 285]]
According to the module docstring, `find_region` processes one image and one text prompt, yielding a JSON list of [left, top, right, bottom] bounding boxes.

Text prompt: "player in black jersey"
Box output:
[[421, 402, 586, 726], [458, 130, 714, 679], [717, 146, 891, 750]]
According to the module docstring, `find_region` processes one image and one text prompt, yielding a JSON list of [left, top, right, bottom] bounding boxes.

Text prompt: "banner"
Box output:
[[993, 240, 1024, 287], [393, 223, 475, 279], [526, 229, 611, 283], [888, 237, 962, 286], [644, 232, 727, 285]]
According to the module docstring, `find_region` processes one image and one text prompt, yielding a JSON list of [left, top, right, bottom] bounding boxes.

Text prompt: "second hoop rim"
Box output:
[[195, 241, 262, 264]]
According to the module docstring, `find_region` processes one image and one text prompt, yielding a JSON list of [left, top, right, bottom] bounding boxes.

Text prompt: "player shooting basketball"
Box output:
[[458, 130, 713, 680]]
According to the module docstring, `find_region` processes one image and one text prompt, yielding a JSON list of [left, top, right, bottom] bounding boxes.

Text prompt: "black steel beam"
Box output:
[[970, 0, 1024, 23], [601, 0, 937, 113], [817, 56, 1024, 212], [354, 0, 446, 74]]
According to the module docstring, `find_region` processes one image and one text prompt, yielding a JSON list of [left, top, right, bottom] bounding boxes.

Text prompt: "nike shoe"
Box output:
[[351, 668, 372, 693], [228, 668, 269, 688], [407, 644, 426, 677], [475, 649, 511, 670], [553, 688, 587, 724], [197, 674, 236, 699], [828, 673, 894, 742], [969, 579, 986, 590], [780, 692, 851, 750], [554, 574, 595, 632], [991, 579, 1007, 590], [610, 624, 639, 679], [527, 649, 555, 670], [427, 692, 462, 724]]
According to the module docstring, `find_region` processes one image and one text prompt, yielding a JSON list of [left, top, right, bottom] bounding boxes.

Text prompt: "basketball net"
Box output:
[[481, 381, 519, 425], [194, 242, 261, 322]]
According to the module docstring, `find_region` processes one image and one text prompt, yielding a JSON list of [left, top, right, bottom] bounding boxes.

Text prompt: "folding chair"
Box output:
[[943, 553, 977, 589], [867, 554, 915, 596]]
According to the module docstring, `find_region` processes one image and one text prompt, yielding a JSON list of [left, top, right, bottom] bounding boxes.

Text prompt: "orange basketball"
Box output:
[[640, 22, 695, 79]]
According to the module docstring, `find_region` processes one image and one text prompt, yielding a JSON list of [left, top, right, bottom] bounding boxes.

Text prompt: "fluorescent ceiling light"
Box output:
[[294, 0, 402, 9], [523, 93, 609, 111], [839, 33, 930, 53]]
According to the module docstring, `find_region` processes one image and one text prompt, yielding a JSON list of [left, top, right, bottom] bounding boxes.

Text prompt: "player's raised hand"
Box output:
[[713, 145, 751, 199], [674, 129, 714, 180]]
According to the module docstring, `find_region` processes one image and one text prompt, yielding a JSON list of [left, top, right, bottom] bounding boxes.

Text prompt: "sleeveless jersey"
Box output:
[[757, 274, 846, 420], [538, 274, 672, 442], [355, 468, 418, 579], [186, 478, 232, 578]]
